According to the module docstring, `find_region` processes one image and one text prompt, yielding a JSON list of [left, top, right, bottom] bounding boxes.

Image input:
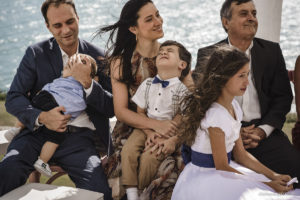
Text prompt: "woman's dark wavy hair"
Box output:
[[179, 45, 249, 146], [97, 0, 153, 86]]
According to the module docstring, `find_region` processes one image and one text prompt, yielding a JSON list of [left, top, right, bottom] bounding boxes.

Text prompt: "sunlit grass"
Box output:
[[0, 101, 16, 126]]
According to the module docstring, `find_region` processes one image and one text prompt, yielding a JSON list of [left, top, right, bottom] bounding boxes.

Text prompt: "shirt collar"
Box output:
[[156, 75, 181, 86], [227, 38, 253, 57], [59, 44, 79, 60], [59, 44, 79, 75]]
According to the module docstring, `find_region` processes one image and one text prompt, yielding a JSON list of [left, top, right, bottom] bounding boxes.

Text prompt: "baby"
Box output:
[[4, 53, 97, 177]]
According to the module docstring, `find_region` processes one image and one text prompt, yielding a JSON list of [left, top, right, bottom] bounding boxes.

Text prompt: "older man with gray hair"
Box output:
[[194, 0, 300, 188]]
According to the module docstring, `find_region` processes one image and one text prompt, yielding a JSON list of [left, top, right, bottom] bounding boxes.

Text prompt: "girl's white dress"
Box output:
[[172, 100, 300, 200]]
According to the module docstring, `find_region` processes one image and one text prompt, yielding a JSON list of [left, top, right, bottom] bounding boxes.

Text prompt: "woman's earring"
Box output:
[[135, 34, 138, 41]]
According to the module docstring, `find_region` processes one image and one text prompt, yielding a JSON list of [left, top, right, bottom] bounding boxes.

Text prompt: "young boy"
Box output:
[[4, 53, 98, 177], [121, 40, 191, 200]]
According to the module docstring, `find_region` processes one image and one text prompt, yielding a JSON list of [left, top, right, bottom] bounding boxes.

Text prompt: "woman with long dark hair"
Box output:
[[98, 0, 192, 199]]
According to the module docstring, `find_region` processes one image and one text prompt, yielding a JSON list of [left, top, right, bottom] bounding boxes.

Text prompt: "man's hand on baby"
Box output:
[[39, 106, 71, 132], [154, 120, 178, 138], [69, 54, 92, 89]]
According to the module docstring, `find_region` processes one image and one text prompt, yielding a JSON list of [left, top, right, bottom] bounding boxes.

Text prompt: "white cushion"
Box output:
[[1, 183, 104, 200], [0, 130, 10, 155]]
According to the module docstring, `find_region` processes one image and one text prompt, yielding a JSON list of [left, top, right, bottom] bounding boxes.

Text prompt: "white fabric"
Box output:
[[84, 79, 94, 97], [172, 161, 300, 200], [68, 112, 95, 130], [60, 45, 79, 67], [230, 39, 274, 137], [172, 100, 300, 200], [0, 183, 104, 200], [0, 130, 10, 155], [253, 0, 282, 43], [258, 124, 274, 137], [234, 41, 262, 122], [132, 75, 188, 120], [191, 99, 242, 154], [1, 127, 21, 142], [126, 187, 139, 200], [34, 157, 52, 177]]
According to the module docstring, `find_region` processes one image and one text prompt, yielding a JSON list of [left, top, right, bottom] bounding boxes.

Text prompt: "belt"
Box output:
[[66, 126, 89, 133], [191, 150, 232, 168]]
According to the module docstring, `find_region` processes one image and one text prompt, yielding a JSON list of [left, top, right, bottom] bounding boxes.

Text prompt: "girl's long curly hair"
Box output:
[[179, 45, 249, 146]]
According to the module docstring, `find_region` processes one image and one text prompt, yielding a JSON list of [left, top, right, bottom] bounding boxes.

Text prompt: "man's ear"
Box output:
[[222, 17, 229, 31], [45, 21, 50, 30], [179, 61, 187, 70], [129, 26, 137, 35]]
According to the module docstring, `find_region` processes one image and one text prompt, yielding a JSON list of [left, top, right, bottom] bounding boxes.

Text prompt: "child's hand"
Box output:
[[158, 137, 177, 155], [264, 180, 293, 194], [271, 173, 292, 186], [154, 120, 178, 138], [149, 137, 177, 156]]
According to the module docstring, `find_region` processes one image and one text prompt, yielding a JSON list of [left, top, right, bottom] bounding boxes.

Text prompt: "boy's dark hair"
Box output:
[[220, 0, 253, 32], [41, 0, 77, 24], [160, 40, 191, 80], [87, 55, 98, 78]]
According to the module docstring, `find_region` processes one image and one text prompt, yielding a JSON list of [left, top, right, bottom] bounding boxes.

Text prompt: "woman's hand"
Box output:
[[153, 120, 178, 138], [144, 130, 158, 150], [158, 136, 177, 155]]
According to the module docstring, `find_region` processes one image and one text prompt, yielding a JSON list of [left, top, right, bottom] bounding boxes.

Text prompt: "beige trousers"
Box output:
[[121, 129, 164, 189]]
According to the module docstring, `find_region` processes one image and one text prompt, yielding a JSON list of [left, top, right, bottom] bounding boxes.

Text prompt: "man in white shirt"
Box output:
[[0, 0, 113, 199], [194, 0, 300, 188]]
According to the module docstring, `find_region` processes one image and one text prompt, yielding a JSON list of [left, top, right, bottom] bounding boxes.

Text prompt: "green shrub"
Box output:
[[286, 113, 297, 123], [0, 90, 6, 101]]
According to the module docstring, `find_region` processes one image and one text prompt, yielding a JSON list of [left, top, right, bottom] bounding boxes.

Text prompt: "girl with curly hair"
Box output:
[[172, 45, 298, 200]]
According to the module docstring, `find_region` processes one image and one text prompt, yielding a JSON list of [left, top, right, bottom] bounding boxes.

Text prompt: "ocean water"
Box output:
[[0, 0, 299, 91]]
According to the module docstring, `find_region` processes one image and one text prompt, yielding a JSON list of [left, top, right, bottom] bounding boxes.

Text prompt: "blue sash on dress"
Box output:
[[181, 144, 192, 165], [181, 144, 232, 168]]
